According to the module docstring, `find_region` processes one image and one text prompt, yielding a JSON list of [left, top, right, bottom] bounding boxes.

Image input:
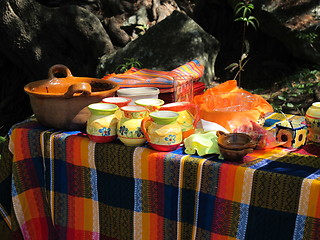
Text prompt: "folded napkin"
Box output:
[[184, 130, 220, 156]]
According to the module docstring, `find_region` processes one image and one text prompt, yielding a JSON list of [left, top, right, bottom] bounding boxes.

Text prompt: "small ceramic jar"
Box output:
[[135, 98, 164, 112], [102, 96, 132, 119], [141, 111, 182, 151], [86, 103, 119, 143], [305, 102, 320, 143], [102, 97, 131, 107], [117, 105, 148, 146], [160, 102, 199, 139]]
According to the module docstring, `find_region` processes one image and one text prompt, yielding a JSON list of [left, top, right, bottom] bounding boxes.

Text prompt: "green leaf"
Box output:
[[247, 3, 255, 9], [235, 5, 246, 16], [234, 17, 246, 22], [248, 16, 259, 22], [278, 95, 286, 101], [225, 63, 239, 71], [234, 2, 245, 11], [286, 103, 294, 108], [135, 26, 145, 31], [240, 53, 248, 61], [243, 7, 252, 18], [248, 20, 257, 30]]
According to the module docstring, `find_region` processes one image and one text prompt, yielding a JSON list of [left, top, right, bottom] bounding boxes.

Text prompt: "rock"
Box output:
[[97, 11, 220, 86], [0, 0, 114, 79], [107, 14, 131, 47], [0, 0, 115, 135]]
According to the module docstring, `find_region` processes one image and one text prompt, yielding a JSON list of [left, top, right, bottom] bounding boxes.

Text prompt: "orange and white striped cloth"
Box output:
[[103, 59, 205, 93]]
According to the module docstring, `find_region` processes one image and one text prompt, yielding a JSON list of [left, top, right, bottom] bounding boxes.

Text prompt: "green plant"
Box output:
[[225, 40, 250, 83], [296, 32, 318, 44], [225, 0, 259, 86], [135, 24, 149, 36], [0, 135, 6, 161], [115, 58, 142, 73], [234, 1, 259, 30], [261, 67, 320, 115]]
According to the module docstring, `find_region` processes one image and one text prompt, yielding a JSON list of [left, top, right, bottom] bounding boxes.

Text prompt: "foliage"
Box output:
[[135, 24, 149, 36], [234, 1, 259, 30], [115, 58, 142, 73], [296, 32, 318, 44], [0, 135, 6, 161], [225, 0, 259, 86], [225, 40, 250, 82], [253, 67, 320, 115]]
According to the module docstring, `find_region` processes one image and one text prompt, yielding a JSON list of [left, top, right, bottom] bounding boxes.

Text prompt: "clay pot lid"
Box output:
[[24, 64, 119, 98]]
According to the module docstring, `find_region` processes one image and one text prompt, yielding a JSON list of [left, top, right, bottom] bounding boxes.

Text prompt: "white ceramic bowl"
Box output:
[[116, 87, 160, 105]]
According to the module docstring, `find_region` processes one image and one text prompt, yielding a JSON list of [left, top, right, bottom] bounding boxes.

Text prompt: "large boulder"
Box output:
[[0, 0, 114, 78], [97, 11, 220, 86], [248, 0, 320, 64], [0, 0, 114, 135]]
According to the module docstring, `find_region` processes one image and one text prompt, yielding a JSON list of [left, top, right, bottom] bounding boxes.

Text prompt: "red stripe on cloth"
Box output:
[[12, 128, 32, 162], [216, 164, 238, 200], [66, 227, 100, 239], [21, 217, 51, 238], [149, 213, 164, 240], [210, 233, 238, 240], [148, 152, 166, 239], [148, 152, 166, 183]]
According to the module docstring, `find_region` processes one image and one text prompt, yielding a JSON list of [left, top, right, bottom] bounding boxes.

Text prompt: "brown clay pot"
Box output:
[[216, 131, 256, 161], [24, 64, 119, 130]]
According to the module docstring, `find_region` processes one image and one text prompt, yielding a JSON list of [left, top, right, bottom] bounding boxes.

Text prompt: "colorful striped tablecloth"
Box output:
[[103, 59, 204, 93], [1, 113, 320, 239]]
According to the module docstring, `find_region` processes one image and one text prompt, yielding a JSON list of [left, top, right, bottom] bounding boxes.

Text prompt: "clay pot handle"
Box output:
[[48, 64, 73, 80], [216, 131, 227, 138], [64, 82, 92, 98], [141, 117, 152, 142]]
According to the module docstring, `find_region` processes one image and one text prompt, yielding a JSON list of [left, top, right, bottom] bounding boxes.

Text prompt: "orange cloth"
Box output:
[[103, 59, 204, 93], [194, 80, 274, 132]]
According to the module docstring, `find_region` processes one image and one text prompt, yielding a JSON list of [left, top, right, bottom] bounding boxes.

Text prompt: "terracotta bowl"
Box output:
[[216, 131, 256, 161], [24, 64, 119, 130]]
